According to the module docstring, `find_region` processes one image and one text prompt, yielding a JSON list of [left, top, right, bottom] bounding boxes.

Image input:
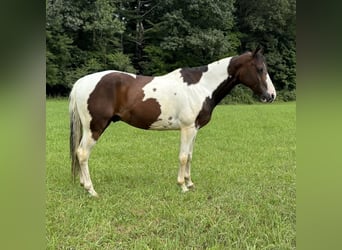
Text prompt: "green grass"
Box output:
[[46, 100, 296, 249]]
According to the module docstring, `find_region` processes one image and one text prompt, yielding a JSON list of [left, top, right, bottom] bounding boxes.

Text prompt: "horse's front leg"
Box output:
[[184, 133, 197, 189], [178, 126, 198, 192]]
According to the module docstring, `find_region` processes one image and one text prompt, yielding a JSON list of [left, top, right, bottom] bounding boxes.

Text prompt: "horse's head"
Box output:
[[228, 47, 276, 103]]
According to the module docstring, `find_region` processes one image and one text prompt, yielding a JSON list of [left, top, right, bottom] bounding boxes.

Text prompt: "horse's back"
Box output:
[[71, 71, 117, 98]]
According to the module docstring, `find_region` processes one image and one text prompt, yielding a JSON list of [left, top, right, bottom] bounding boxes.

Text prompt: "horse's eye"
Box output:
[[257, 67, 264, 73]]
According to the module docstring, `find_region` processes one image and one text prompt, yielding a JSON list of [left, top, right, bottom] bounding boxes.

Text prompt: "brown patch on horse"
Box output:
[[87, 72, 161, 140], [227, 53, 252, 77], [195, 97, 212, 129], [180, 65, 208, 85], [195, 77, 238, 128], [228, 51, 268, 97]]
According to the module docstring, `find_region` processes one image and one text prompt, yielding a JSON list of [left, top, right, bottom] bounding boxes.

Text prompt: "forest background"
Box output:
[[46, 0, 296, 103]]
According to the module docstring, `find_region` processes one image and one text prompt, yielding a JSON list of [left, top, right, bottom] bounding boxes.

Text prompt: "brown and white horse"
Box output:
[[69, 47, 276, 196]]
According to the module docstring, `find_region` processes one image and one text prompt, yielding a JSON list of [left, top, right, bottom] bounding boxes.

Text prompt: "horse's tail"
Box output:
[[69, 85, 82, 181]]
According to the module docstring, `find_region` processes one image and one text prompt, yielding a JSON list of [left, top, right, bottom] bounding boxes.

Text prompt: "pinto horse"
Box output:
[[69, 47, 276, 196]]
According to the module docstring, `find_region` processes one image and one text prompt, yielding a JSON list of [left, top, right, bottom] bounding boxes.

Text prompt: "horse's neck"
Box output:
[[200, 57, 232, 89], [199, 57, 237, 105]]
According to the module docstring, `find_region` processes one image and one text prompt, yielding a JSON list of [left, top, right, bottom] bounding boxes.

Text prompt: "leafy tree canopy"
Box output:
[[46, 0, 296, 102]]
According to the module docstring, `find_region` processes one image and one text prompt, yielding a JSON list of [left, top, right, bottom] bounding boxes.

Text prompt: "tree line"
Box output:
[[46, 0, 296, 102]]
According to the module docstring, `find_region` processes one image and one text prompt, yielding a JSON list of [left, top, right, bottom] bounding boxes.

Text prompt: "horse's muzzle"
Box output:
[[261, 92, 276, 103]]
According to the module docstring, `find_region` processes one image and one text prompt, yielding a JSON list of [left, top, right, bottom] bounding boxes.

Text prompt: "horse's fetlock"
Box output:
[[177, 176, 185, 185], [83, 183, 92, 190]]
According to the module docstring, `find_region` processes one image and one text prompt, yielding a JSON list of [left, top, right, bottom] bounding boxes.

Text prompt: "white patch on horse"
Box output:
[[266, 73, 276, 100], [142, 57, 232, 130]]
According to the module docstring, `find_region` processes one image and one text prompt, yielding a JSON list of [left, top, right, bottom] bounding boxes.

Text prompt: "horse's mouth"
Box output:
[[260, 94, 275, 103], [260, 97, 268, 103]]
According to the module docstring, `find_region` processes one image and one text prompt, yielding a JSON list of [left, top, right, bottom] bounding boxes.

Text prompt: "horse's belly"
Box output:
[[149, 117, 181, 130], [148, 105, 195, 130]]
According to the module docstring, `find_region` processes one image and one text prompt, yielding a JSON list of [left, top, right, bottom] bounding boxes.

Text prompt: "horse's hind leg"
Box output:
[[77, 129, 98, 197]]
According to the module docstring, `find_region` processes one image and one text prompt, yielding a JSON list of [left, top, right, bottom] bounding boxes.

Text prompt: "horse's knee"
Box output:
[[179, 153, 188, 166]]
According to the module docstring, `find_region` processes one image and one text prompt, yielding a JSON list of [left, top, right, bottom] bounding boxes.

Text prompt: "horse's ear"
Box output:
[[253, 45, 263, 57]]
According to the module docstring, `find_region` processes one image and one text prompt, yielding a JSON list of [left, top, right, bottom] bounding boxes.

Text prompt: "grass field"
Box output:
[[46, 100, 296, 249]]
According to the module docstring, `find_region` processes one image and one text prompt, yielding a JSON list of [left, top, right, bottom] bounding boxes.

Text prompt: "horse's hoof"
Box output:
[[180, 185, 189, 193], [88, 189, 99, 198], [185, 177, 194, 188]]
